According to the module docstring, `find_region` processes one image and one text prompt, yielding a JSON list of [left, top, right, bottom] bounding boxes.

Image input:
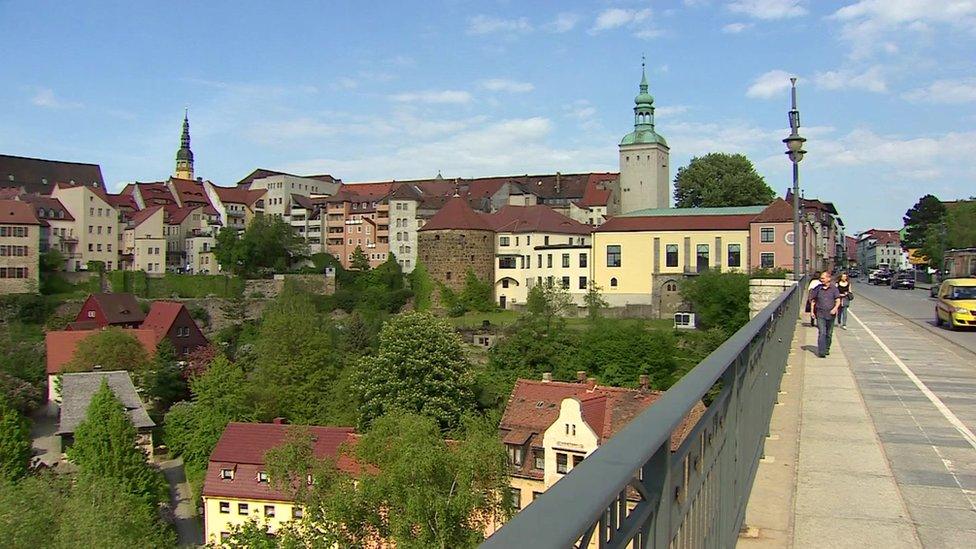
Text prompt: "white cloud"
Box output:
[[813, 66, 887, 93], [479, 79, 535, 93], [728, 0, 807, 20], [635, 28, 666, 39], [390, 90, 472, 104], [722, 22, 753, 33], [830, 1, 976, 58], [655, 105, 690, 118], [467, 15, 532, 35], [333, 77, 358, 90], [746, 70, 796, 99], [545, 13, 579, 33], [903, 77, 976, 103], [814, 128, 976, 172], [591, 8, 652, 32], [30, 87, 81, 109]]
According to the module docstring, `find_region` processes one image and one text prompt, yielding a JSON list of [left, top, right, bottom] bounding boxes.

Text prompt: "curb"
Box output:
[[854, 290, 976, 359]]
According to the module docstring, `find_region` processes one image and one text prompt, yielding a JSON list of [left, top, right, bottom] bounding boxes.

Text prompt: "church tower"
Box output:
[[174, 110, 194, 180], [619, 61, 670, 214]]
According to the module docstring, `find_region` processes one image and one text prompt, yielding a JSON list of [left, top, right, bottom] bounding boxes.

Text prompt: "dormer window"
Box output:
[[257, 471, 269, 483], [506, 444, 524, 466], [533, 449, 545, 470], [220, 468, 234, 480]]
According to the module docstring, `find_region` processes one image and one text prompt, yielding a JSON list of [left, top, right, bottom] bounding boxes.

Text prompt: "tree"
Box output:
[[409, 261, 434, 311], [526, 282, 574, 331], [355, 312, 474, 431], [64, 328, 150, 373], [145, 339, 188, 410], [903, 194, 946, 249], [460, 270, 495, 312], [0, 399, 31, 482], [583, 281, 609, 320], [680, 270, 750, 335], [67, 381, 168, 505], [572, 320, 678, 389], [350, 246, 371, 272], [214, 216, 308, 276], [39, 249, 66, 273], [673, 153, 774, 208], [266, 414, 512, 549], [0, 473, 67, 548]]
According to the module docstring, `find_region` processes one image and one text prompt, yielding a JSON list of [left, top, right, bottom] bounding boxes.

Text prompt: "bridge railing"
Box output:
[[481, 280, 802, 549]]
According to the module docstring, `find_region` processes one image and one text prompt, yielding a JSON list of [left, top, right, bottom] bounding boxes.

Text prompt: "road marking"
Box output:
[[850, 310, 976, 451]]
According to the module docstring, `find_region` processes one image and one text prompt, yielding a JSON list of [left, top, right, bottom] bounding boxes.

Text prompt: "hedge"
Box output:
[[109, 271, 244, 298]]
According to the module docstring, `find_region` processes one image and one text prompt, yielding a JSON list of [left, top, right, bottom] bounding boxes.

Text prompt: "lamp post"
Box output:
[[783, 77, 807, 280]]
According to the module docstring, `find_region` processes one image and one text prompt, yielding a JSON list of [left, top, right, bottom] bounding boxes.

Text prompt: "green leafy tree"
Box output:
[[355, 312, 474, 431], [946, 200, 976, 249], [0, 399, 31, 482], [145, 339, 188, 410], [460, 270, 495, 312], [573, 320, 678, 389], [64, 328, 150, 373], [903, 194, 946, 249], [67, 381, 168, 504], [680, 270, 750, 335], [0, 472, 68, 548], [673, 153, 775, 208], [39, 249, 66, 272], [214, 216, 308, 276], [526, 282, 574, 331], [584, 281, 609, 320], [350, 246, 371, 272], [409, 261, 434, 311], [0, 372, 43, 414]]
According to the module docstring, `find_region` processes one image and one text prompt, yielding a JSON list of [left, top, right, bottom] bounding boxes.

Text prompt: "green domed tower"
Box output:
[[174, 110, 194, 180], [618, 61, 670, 213]]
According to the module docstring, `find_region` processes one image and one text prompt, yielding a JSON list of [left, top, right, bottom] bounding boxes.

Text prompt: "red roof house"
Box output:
[[418, 195, 494, 232], [487, 205, 591, 235], [141, 301, 208, 356], [70, 293, 145, 330], [45, 328, 159, 375]]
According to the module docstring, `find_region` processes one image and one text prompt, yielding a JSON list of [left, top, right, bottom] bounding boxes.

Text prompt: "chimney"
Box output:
[[272, 417, 286, 425], [639, 374, 649, 391], [555, 172, 562, 194], [576, 371, 587, 383], [586, 377, 596, 391], [542, 372, 552, 383]]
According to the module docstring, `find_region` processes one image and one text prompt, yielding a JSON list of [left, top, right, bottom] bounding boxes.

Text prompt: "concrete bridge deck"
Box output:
[[739, 291, 976, 548]]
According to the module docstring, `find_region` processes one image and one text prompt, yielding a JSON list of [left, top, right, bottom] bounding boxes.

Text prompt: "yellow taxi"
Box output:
[[935, 278, 976, 330]]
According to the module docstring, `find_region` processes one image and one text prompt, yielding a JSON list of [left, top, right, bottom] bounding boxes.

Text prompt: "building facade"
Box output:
[[0, 200, 41, 293], [50, 183, 120, 271], [417, 196, 496, 295]]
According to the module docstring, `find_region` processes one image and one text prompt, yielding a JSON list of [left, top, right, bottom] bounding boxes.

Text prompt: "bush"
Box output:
[[0, 294, 56, 324], [750, 267, 790, 279], [680, 269, 750, 335], [111, 271, 244, 299], [409, 261, 434, 311]]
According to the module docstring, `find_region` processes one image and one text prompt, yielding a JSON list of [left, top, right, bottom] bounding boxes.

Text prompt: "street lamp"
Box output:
[[783, 77, 807, 280]]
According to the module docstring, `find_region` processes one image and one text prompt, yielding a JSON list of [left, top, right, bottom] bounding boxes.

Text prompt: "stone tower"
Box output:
[[174, 110, 194, 180], [619, 61, 669, 214]]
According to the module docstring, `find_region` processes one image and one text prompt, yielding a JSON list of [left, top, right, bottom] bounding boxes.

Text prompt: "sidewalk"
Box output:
[[738, 320, 921, 548]]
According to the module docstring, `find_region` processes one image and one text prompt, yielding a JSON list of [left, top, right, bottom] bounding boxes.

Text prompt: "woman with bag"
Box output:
[[836, 272, 852, 329]]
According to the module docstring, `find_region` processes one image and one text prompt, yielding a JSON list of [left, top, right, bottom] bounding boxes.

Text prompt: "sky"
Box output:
[[2, 0, 975, 233]]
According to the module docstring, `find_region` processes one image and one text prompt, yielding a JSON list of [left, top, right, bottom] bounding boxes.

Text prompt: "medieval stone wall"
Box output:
[[418, 229, 495, 294]]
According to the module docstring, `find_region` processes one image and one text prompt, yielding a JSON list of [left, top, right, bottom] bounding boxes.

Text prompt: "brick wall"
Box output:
[[418, 229, 495, 294], [749, 278, 796, 319]]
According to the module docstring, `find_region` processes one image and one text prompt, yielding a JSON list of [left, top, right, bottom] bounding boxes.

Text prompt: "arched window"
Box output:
[[610, 277, 618, 288]]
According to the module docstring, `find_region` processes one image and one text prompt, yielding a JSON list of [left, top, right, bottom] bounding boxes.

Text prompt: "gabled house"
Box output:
[[69, 292, 145, 330], [57, 370, 155, 457], [141, 300, 208, 356], [45, 328, 159, 401]]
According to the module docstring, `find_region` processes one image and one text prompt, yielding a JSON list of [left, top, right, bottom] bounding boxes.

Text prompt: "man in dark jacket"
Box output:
[[809, 272, 841, 358]]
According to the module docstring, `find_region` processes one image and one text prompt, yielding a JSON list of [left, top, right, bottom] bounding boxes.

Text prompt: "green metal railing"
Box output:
[[482, 281, 802, 549]]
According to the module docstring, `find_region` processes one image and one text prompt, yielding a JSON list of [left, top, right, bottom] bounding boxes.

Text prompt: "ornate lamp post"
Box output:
[[783, 77, 807, 280]]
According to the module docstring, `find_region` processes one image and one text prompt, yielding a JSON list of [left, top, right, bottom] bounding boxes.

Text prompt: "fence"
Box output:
[[481, 279, 802, 548]]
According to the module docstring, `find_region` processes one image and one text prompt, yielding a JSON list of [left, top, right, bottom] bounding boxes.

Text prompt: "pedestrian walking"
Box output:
[[836, 272, 853, 329], [809, 271, 841, 358], [806, 272, 822, 327]]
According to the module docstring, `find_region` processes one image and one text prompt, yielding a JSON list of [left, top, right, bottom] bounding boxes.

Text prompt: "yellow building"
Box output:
[[121, 206, 167, 273], [50, 182, 120, 271], [592, 206, 763, 315], [495, 375, 705, 543], [0, 200, 41, 293], [202, 421, 357, 544]]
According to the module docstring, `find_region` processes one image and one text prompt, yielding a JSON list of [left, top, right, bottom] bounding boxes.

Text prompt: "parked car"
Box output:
[[848, 270, 859, 279], [890, 272, 915, 289], [874, 270, 892, 285], [935, 278, 976, 330]]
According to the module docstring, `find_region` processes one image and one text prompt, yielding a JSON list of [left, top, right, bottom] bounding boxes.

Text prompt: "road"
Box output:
[[159, 457, 205, 547], [851, 280, 976, 355], [837, 294, 976, 546]]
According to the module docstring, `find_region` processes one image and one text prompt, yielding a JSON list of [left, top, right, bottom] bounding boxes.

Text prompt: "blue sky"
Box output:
[[2, 1, 974, 233]]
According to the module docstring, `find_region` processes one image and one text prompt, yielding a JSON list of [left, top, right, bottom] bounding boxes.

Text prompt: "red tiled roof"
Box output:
[[418, 196, 494, 231], [326, 182, 396, 204], [576, 174, 615, 208], [45, 328, 159, 375], [169, 178, 215, 209], [595, 213, 757, 233], [164, 205, 200, 225], [128, 205, 163, 228], [752, 198, 794, 223], [105, 193, 138, 211], [212, 185, 266, 205], [0, 199, 41, 225], [202, 422, 359, 501], [83, 293, 145, 325], [487, 205, 591, 235], [141, 301, 186, 342]]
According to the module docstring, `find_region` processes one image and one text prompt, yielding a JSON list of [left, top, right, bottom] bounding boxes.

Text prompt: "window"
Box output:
[[696, 244, 709, 272], [533, 491, 544, 501], [556, 453, 568, 474], [546, 254, 552, 268], [219, 501, 230, 513], [537, 254, 542, 268], [607, 245, 621, 267], [292, 507, 304, 519], [87, 310, 95, 319], [579, 253, 587, 268], [579, 276, 587, 290], [666, 244, 678, 267], [264, 505, 275, 518], [501, 279, 509, 289], [610, 277, 618, 287], [561, 276, 570, 289], [88, 225, 93, 234], [499, 236, 510, 247], [760, 252, 775, 269], [562, 253, 570, 268], [728, 244, 741, 267], [257, 471, 268, 483], [238, 503, 248, 515], [573, 454, 584, 468], [499, 257, 516, 269], [533, 450, 544, 470], [507, 444, 524, 466], [220, 468, 234, 480], [544, 236, 550, 245], [511, 488, 522, 510], [760, 227, 774, 243]]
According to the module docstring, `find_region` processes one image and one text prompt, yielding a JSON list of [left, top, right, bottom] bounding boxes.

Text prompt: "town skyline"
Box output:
[[3, 0, 975, 233]]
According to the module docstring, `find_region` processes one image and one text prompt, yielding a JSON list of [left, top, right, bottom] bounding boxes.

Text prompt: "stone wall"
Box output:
[[244, 274, 335, 300], [749, 278, 796, 319], [418, 229, 495, 294]]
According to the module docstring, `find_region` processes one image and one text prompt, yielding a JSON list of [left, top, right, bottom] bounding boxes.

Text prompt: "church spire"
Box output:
[[175, 108, 194, 180], [634, 56, 655, 130]]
